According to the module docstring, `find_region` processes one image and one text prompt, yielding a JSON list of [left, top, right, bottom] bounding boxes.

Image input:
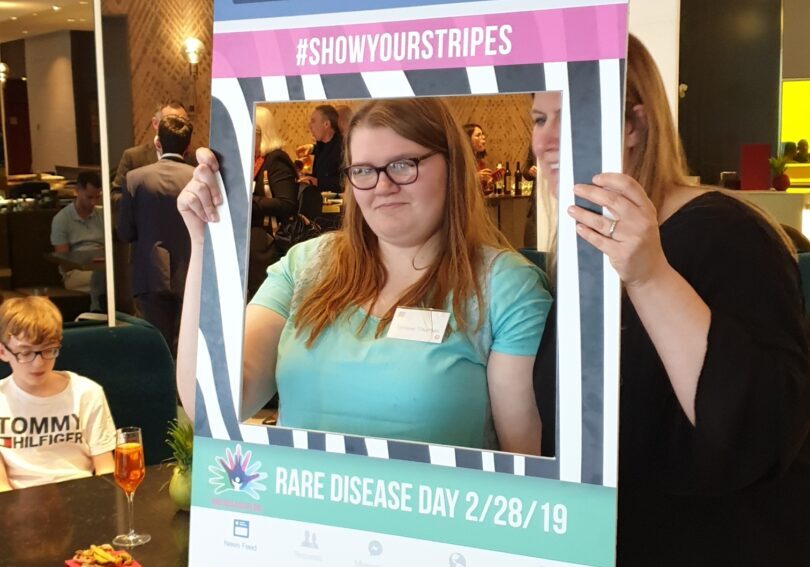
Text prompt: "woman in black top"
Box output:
[[252, 106, 298, 229], [536, 35, 810, 565]]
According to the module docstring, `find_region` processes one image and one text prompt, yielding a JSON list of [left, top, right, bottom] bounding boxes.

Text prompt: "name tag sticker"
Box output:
[[387, 307, 450, 344]]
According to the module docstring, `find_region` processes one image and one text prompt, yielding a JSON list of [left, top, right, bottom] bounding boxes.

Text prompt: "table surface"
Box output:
[[0, 465, 189, 567]]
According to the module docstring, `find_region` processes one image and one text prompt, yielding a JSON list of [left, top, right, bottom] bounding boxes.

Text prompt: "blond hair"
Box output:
[[623, 35, 693, 211], [293, 97, 511, 345], [255, 106, 286, 156], [0, 297, 63, 345], [624, 35, 794, 251]]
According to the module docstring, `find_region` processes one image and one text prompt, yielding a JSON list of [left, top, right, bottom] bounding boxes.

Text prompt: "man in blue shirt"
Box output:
[[50, 171, 105, 311]]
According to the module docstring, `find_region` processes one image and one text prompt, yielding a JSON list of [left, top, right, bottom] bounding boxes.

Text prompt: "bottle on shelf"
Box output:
[[514, 162, 523, 195], [495, 162, 503, 195], [504, 162, 512, 195]]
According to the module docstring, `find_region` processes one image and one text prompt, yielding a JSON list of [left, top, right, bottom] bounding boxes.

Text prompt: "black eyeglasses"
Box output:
[[0, 340, 61, 364], [343, 151, 440, 190]]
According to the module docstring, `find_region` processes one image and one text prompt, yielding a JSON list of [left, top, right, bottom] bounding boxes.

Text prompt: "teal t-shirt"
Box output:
[[250, 235, 552, 449]]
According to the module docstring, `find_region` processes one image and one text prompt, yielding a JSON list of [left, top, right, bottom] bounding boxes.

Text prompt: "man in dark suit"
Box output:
[[112, 100, 189, 316], [117, 115, 194, 356], [113, 100, 189, 190], [297, 104, 343, 193]]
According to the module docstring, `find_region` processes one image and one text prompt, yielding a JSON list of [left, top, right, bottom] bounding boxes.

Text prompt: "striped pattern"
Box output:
[[196, 60, 622, 487], [212, 4, 628, 78]]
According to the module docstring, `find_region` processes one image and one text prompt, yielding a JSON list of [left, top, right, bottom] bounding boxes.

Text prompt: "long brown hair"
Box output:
[[293, 98, 511, 346], [623, 35, 692, 211], [625, 35, 794, 251]]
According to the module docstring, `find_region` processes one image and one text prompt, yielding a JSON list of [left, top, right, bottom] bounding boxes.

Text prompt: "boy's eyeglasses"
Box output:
[[0, 340, 61, 364], [342, 151, 440, 190]]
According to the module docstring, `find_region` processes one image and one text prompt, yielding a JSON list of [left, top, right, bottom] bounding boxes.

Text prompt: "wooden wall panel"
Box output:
[[259, 93, 534, 171], [101, 0, 213, 151]]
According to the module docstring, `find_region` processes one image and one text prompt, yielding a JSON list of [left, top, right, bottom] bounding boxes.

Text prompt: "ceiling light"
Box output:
[[10, 16, 17, 21], [52, 5, 61, 11], [67, 18, 75, 22], [22, 30, 28, 34]]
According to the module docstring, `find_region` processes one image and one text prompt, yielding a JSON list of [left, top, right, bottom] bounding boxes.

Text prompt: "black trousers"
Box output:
[[135, 292, 182, 358]]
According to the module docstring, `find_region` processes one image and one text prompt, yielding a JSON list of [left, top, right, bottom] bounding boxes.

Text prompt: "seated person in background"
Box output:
[[0, 297, 116, 491], [252, 106, 299, 231], [463, 123, 493, 191], [796, 139, 809, 163], [784, 141, 798, 162], [117, 115, 195, 357], [177, 98, 553, 454], [50, 171, 105, 311], [297, 105, 344, 193]]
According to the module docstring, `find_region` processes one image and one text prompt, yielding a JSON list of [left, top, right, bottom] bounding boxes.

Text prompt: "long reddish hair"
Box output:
[[293, 98, 511, 345]]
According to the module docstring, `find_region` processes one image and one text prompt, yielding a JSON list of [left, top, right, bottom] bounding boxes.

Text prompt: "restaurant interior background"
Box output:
[[0, 0, 808, 312]]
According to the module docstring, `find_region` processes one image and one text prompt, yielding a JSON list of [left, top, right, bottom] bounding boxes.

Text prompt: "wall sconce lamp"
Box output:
[[0, 62, 9, 84], [183, 39, 203, 114], [183, 37, 203, 76]]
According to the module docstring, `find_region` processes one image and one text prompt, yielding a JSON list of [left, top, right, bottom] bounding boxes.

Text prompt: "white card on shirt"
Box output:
[[386, 307, 451, 344]]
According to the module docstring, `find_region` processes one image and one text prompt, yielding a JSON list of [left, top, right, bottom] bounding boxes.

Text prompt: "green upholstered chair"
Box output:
[[0, 313, 176, 465], [518, 248, 547, 272]]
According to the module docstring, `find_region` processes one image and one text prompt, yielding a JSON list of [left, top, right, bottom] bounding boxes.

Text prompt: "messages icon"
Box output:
[[368, 540, 383, 556]]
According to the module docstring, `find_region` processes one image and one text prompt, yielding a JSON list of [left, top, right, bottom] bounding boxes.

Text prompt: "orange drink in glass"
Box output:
[[112, 427, 151, 547]]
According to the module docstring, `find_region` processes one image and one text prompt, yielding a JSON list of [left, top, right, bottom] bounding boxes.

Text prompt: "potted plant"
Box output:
[[769, 155, 791, 191], [166, 419, 193, 511]]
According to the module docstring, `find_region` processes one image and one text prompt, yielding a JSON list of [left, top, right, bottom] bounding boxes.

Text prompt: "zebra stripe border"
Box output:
[[198, 59, 623, 488]]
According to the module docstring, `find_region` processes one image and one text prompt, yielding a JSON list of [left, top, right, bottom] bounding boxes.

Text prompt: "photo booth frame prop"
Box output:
[[190, 1, 627, 565]]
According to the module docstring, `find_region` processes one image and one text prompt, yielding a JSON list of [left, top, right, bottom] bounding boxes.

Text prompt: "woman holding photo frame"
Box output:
[[535, 35, 810, 565], [176, 97, 553, 455]]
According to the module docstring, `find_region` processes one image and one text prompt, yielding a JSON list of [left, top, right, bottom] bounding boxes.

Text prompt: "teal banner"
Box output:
[[192, 437, 617, 566]]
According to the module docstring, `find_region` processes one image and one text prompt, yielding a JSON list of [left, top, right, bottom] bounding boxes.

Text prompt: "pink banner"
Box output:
[[212, 4, 628, 78]]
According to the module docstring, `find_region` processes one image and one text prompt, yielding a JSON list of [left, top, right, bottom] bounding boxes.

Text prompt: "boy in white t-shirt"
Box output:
[[0, 297, 116, 490]]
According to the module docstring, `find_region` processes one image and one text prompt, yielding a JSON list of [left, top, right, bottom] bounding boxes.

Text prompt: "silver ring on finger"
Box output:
[[608, 219, 619, 239]]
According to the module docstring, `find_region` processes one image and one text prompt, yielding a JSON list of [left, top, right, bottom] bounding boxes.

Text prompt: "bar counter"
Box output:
[[484, 193, 533, 249]]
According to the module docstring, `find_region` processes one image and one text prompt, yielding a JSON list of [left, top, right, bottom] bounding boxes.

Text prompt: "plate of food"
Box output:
[[66, 544, 141, 567]]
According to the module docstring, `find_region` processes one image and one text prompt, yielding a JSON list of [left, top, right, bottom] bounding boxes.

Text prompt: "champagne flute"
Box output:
[[112, 427, 151, 547]]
